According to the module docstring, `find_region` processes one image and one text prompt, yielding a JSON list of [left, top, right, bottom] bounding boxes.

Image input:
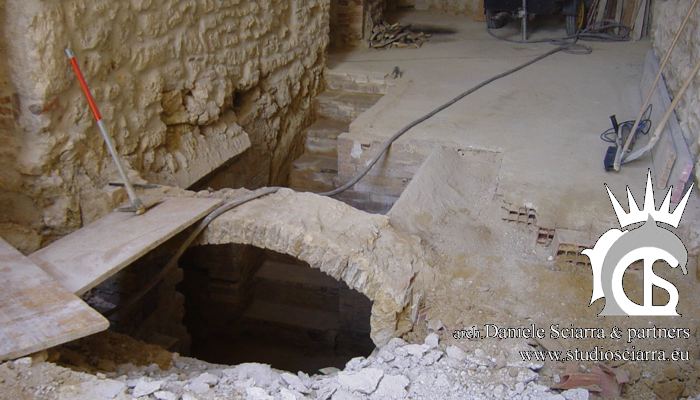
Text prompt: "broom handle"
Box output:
[[65, 48, 145, 214], [615, 0, 700, 170]]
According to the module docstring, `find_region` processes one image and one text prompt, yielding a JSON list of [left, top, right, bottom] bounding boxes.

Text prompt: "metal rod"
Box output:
[[65, 48, 145, 214], [614, 0, 700, 170]]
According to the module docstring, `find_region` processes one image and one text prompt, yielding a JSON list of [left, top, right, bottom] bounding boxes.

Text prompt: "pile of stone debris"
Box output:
[[0, 333, 599, 400], [369, 22, 430, 49]]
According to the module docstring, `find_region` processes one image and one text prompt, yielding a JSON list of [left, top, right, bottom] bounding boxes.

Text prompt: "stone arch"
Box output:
[[197, 188, 427, 345]]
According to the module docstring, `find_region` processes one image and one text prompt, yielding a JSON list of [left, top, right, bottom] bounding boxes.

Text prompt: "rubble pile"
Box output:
[[369, 22, 430, 49], [0, 334, 595, 400]]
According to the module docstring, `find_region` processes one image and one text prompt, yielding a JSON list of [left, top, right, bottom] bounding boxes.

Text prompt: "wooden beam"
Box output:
[[30, 197, 222, 295]]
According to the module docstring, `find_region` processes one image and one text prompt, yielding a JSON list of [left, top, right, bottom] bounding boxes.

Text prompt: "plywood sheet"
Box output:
[[0, 239, 108, 361], [30, 197, 222, 295]]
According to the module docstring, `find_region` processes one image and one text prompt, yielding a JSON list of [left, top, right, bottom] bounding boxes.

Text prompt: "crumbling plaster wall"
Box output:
[[652, 0, 700, 182], [1, 0, 329, 252]]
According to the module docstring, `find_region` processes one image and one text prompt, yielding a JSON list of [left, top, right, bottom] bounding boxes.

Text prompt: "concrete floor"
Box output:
[[330, 11, 695, 232]]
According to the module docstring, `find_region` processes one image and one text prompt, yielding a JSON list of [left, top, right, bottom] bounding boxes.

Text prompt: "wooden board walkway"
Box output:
[[0, 238, 109, 361], [30, 196, 222, 295]]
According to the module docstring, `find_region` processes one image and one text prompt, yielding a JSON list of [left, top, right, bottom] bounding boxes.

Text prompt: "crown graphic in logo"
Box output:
[[586, 170, 693, 316], [605, 171, 693, 229]]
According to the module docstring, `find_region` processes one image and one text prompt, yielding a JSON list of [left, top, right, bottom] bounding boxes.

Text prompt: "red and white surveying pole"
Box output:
[[65, 48, 145, 215]]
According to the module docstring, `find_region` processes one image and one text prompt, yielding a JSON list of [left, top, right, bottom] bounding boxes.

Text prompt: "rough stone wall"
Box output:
[[0, 1, 41, 252], [0, 0, 329, 252], [652, 0, 700, 182]]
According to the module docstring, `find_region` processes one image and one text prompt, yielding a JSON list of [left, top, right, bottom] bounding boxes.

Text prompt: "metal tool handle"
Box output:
[[65, 48, 145, 215]]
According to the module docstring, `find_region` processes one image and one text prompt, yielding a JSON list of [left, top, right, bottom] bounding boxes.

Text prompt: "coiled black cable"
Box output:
[[599, 104, 653, 144]]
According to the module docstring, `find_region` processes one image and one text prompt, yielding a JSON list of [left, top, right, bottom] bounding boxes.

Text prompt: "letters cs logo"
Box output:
[[583, 171, 693, 316]]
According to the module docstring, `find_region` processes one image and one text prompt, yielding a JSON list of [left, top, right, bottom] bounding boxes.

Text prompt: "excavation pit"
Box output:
[[179, 244, 375, 373]]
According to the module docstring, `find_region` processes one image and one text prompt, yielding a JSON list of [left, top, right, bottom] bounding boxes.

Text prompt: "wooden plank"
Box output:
[[622, 0, 638, 28], [614, 0, 624, 24], [596, 0, 609, 22], [587, 0, 601, 27], [0, 239, 108, 361], [30, 197, 222, 295]]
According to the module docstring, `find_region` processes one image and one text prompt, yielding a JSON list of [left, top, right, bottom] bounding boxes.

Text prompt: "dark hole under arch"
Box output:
[[178, 244, 375, 373]]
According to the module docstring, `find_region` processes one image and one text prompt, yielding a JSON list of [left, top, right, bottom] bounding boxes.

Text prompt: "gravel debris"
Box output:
[[0, 333, 636, 399]]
